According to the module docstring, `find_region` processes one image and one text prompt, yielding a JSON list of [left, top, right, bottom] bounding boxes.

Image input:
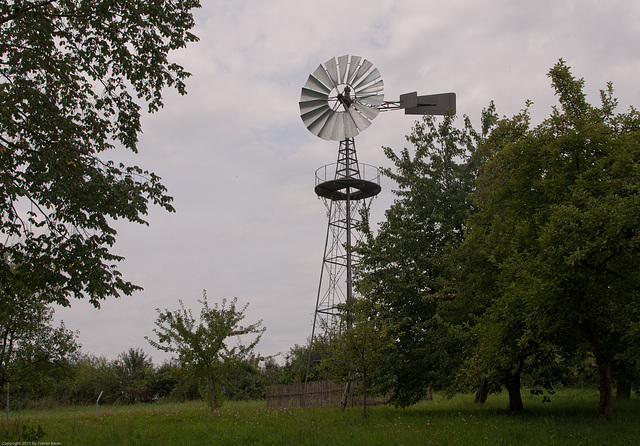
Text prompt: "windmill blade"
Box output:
[[304, 74, 331, 94], [358, 94, 385, 106], [318, 112, 339, 140], [354, 68, 381, 91], [300, 87, 329, 102], [343, 111, 360, 139], [356, 79, 384, 96], [346, 55, 362, 84], [324, 57, 339, 87], [353, 102, 380, 120], [350, 59, 373, 86], [312, 65, 335, 90], [337, 55, 349, 84], [301, 104, 331, 128], [299, 99, 328, 115], [331, 113, 346, 141], [307, 108, 333, 137], [347, 107, 372, 132]]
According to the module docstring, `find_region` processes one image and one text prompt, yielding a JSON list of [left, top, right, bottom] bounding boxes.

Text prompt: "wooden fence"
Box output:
[[265, 380, 387, 409]]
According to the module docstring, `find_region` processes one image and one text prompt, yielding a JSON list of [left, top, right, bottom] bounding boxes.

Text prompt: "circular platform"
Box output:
[[314, 163, 381, 201]]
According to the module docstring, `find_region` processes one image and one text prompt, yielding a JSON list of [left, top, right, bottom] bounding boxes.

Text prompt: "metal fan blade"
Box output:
[[307, 109, 333, 137], [300, 87, 328, 102], [331, 113, 346, 141], [343, 111, 360, 139], [301, 104, 330, 128], [299, 99, 328, 115], [358, 94, 385, 106], [354, 68, 381, 91], [304, 74, 331, 94], [337, 55, 349, 84], [356, 79, 384, 96], [324, 57, 339, 87], [318, 112, 339, 140], [347, 107, 372, 132], [346, 56, 362, 84], [312, 65, 335, 89], [353, 102, 380, 120], [350, 59, 373, 86]]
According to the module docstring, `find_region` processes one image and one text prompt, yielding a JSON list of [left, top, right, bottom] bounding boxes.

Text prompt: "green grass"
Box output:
[[3, 389, 639, 445]]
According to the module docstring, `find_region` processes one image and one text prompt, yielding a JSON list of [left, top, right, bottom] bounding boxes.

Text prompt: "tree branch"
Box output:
[[0, 0, 57, 26]]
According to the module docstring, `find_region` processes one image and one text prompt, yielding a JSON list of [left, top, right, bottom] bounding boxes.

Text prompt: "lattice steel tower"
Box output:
[[311, 137, 380, 339]]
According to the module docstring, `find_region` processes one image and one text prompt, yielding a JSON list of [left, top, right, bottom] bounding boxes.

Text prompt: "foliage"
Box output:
[[114, 348, 156, 404], [0, 0, 200, 307], [57, 354, 197, 406], [223, 354, 265, 401], [321, 298, 394, 417], [60, 355, 108, 405], [258, 340, 331, 386], [456, 59, 640, 417], [354, 109, 496, 407], [146, 291, 266, 414], [0, 288, 79, 415], [3, 348, 271, 408]]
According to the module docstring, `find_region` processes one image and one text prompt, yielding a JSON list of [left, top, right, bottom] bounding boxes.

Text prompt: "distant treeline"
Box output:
[[2, 340, 603, 412], [1, 343, 324, 410]]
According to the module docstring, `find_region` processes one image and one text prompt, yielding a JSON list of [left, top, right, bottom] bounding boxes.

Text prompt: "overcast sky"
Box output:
[[55, 0, 640, 364]]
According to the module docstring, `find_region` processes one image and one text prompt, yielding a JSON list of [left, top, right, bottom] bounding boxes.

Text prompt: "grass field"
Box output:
[[2, 389, 639, 445]]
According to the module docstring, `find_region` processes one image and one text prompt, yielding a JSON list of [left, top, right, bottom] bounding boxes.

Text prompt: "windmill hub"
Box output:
[[336, 85, 353, 109]]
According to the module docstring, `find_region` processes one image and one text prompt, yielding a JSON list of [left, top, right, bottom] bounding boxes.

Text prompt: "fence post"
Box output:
[[96, 391, 104, 416]]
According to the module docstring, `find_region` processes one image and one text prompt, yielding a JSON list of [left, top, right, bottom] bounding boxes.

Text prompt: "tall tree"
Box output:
[[354, 110, 495, 406], [446, 105, 555, 412], [147, 291, 265, 414], [460, 60, 640, 417], [0, 0, 200, 307]]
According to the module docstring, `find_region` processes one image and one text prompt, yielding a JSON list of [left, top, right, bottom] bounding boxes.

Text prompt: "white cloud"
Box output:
[[56, 0, 640, 363]]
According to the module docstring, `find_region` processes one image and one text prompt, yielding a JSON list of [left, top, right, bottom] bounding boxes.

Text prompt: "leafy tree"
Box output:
[[0, 0, 200, 307], [446, 106, 555, 412], [260, 341, 330, 386], [223, 355, 265, 401], [114, 348, 155, 404], [354, 109, 495, 407], [150, 359, 181, 401], [1, 289, 79, 420], [146, 291, 266, 414], [321, 298, 393, 418], [459, 60, 640, 417], [64, 354, 121, 405]]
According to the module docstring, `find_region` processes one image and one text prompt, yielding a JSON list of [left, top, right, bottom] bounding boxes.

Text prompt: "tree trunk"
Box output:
[[474, 379, 489, 404], [206, 365, 214, 415], [212, 376, 219, 411], [594, 354, 613, 418], [363, 372, 368, 419], [581, 321, 613, 418], [426, 385, 433, 401], [502, 372, 523, 412]]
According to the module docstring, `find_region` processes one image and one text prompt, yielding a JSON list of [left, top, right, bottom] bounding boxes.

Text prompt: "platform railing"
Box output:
[[315, 163, 381, 188]]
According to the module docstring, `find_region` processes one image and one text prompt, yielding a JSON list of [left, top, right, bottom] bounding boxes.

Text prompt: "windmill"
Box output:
[[299, 55, 455, 382]]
